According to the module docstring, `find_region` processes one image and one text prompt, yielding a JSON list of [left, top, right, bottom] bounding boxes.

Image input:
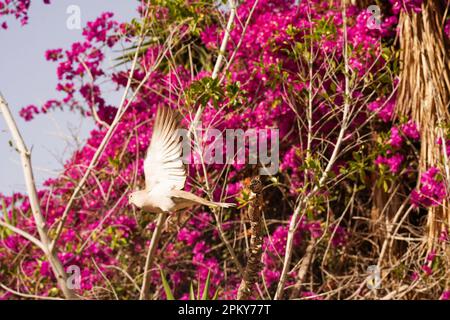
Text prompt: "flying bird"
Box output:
[[131, 106, 235, 299], [129, 106, 235, 213]]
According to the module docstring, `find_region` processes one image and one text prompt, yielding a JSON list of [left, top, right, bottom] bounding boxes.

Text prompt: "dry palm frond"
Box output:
[[396, 0, 450, 251]]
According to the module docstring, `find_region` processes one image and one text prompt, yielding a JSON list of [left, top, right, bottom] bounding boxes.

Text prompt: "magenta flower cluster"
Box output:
[[0, 0, 50, 29], [411, 167, 447, 207]]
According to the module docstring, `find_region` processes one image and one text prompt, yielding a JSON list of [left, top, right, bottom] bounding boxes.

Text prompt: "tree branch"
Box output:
[[0, 91, 77, 299], [212, 0, 237, 80], [139, 211, 167, 300], [237, 176, 264, 300], [0, 219, 45, 252]]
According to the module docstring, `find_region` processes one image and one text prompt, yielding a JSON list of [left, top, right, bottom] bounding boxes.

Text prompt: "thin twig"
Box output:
[[290, 241, 315, 299], [0, 219, 45, 252], [0, 284, 64, 300], [189, 0, 238, 133], [212, 0, 237, 80], [139, 211, 167, 300], [274, 1, 352, 299]]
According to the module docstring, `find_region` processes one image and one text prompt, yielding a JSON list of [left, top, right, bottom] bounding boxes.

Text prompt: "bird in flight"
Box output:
[[129, 106, 235, 213]]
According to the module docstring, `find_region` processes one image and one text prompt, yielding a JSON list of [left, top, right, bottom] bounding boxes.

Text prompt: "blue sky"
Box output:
[[0, 1, 138, 194]]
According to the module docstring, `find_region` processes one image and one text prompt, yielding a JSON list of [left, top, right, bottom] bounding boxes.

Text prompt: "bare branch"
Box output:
[[237, 176, 264, 300], [0, 219, 45, 252], [0, 92, 77, 299], [139, 212, 167, 300]]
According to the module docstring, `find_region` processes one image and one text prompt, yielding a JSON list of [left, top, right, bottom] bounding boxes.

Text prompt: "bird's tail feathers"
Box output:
[[170, 190, 235, 209], [211, 201, 236, 208]]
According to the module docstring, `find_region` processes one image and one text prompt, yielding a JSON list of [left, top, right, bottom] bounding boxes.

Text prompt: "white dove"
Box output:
[[131, 106, 235, 299], [128, 106, 235, 213]]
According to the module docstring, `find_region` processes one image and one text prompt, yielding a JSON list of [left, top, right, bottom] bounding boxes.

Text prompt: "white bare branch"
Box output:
[[0, 91, 77, 299]]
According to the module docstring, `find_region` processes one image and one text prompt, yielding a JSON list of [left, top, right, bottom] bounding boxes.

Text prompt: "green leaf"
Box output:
[[189, 282, 196, 300], [383, 180, 389, 193], [2, 198, 10, 224], [1, 199, 13, 237], [159, 269, 175, 300], [211, 288, 220, 300], [197, 275, 201, 300], [201, 270, 211, 300], [108, 156, 121, 169]]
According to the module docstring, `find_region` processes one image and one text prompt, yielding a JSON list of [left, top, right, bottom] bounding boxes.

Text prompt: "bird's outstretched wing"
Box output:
[[144, 107, 186, 193]]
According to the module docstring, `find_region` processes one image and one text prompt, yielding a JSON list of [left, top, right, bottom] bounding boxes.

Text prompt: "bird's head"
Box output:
[[128, 190, 147, 208]]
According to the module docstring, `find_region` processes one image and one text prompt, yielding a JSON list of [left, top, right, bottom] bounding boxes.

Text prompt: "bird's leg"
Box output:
[[139, 211, 167, 300]]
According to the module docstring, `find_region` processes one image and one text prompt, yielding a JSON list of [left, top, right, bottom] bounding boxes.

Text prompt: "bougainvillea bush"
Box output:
[[1, 0, 449, 300]]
